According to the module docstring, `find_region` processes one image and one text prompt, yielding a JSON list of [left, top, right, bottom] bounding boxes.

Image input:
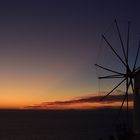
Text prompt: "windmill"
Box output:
[[95, 20, 140, 139]]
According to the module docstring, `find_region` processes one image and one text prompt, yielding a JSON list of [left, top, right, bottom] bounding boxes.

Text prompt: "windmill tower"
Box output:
[[95, 20, 140, 140], [133, 69, 140, 138]]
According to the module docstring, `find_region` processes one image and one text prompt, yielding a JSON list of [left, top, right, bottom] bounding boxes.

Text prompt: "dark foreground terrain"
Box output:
[[0, 109, 132, 140]]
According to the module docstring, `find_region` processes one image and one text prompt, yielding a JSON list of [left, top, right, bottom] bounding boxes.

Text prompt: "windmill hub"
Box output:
[[126, 72, 134, 79]]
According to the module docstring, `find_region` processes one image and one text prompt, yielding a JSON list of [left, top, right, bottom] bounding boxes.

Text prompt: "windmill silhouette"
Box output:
[[95, 20, 140, 139]]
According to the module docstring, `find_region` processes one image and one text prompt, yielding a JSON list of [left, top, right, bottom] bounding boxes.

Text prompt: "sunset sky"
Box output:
[[0, 0, 140, 108]]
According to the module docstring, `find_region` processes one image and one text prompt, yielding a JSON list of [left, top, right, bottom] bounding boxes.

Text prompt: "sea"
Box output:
[[0, 109, 132, 140]]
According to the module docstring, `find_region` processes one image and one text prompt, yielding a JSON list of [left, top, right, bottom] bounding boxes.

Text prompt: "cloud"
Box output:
[[24, 93, 133, 109]]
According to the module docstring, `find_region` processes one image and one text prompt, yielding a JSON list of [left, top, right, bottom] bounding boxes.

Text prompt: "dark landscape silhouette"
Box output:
[[0, 109, 133, 140]]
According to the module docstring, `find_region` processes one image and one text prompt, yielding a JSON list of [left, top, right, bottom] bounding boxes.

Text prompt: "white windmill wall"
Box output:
[[134, 69, 140, 134]]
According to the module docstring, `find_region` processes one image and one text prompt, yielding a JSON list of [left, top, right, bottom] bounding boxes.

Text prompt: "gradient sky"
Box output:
[[0, 0, 140, 108]]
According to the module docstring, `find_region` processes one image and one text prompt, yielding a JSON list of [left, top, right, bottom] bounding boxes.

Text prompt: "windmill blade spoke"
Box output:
[[100, 78, 126, 101], [95, 64, 124, 75], [126, 78, 130, 125], [126, 21, 130, 65], [98, 74, 124, 79], [115, 92, 127, 122], [102, 34, 127, 67], [130, 78, 134, 93], [115, 80, 131, 122], [115, 19, 127, 63], [133, 41, 140, 72]]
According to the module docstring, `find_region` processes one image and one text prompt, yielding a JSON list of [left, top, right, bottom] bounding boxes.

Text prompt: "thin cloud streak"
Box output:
[[25, 93, 133, 109]]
